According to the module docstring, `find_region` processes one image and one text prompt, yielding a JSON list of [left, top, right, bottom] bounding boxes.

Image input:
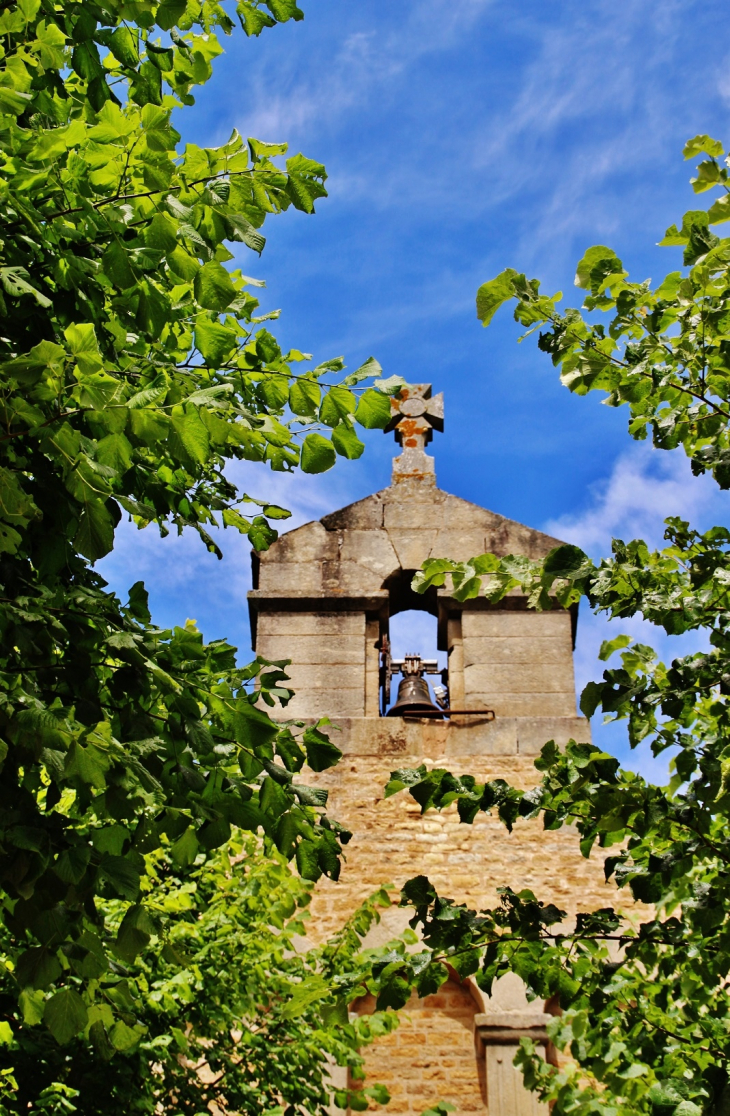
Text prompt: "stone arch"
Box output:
[[382, 567, 438, 619], [352, 977, 486, 1114]]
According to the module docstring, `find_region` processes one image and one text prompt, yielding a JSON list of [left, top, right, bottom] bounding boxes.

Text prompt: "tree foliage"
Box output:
[[0, 0, 395, 1071], [376, 137, 730, 1116], [2, 834, 403, 1115]]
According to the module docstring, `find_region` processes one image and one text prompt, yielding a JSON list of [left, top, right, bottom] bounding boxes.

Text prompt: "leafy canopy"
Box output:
[[0, 0, 397, 1066], [375, 136, 730, 1116], [2, 835, 404, 1116]]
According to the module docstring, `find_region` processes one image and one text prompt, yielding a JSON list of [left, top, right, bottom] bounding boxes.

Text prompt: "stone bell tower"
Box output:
[[248, 386, 614, 1115]]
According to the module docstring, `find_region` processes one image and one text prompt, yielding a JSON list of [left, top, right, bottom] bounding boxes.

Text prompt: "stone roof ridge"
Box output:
[[318, 484, 566, 552]]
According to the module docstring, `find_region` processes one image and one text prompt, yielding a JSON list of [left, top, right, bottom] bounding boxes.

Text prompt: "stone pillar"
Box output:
[[364, 614, 381, 717], [462, 609, 577, 718], [446, 614, 465, 707]]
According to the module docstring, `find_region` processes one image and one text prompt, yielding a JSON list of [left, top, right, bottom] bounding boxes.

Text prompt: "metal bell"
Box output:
[[387, 673, 443, 717]]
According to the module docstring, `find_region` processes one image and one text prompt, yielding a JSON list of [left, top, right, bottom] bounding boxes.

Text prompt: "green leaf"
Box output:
[[300, 433, 336, 473], [319, 386, 356, 427], [169, 410, 210, 466], [476, 267, 519, 325], [99, 855, 141, 900], [91, 824, 129, 856], [303, 726, 342, 772], [233, 703, 280, 750], [354, 388, 391, 429], [44, 989, 88, 1045], [248, 516, 278, 550], [54, 846, 91, 884], [574, 246, 623, 293], [170, 826, 199, 867], [289, 378, 321, 416], [683, 134, 724, 159], [194, 261, 238, 311], [266, 0, 304, 21], [156, 0, 187, 29], [102, 240, 135, 289], [19, 988, 45, 1025], [598, 634, 632, 661], [198, 816, 232, 850], [109, 1019, 143, 1051], [331, 422, 365, 459], [64, 323, 103, 374], [221, 213, 266, 252], [108, 26, 139, 67], [75, 501, 115, 562], [95, 433, 133, 475], [285, 152, 327, 213], [343, 355, 382, 387], [194, 316, 238, 365], [0, 266, 51, 308], [127, 581, 151, 623], [261, 503, 291, 519], [16, 947, 62, 990], [0, 1022, 12, 1045]]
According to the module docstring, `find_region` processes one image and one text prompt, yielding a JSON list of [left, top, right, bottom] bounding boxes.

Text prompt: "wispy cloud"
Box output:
[[543, 444, 728, 779], [544, 442, 728, 558], [235, 0, 497, 145]]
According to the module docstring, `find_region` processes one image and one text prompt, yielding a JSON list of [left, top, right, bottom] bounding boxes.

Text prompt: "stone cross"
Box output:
[[385, 383, 444, 483]]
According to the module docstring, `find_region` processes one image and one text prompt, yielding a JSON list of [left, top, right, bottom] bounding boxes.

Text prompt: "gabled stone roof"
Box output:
[[254, 479, 564, 598]]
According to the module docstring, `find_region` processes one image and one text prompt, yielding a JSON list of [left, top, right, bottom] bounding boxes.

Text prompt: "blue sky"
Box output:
[[101, 0, 730, 777]]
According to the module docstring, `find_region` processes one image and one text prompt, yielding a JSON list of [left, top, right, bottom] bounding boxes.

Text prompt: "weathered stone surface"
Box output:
[[465, 692, 578, 717], [462, 611, 571, 637], [247, 470, 617, 1115], [284, 688, 365, 719], [255, 634, 366, 665], [256, 611, 365, 637], [464, 664, 576, 696], [463, 637, 572, 667], [255, 484, 565, 602]]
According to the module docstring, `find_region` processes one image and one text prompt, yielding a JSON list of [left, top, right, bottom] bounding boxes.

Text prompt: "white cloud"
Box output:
[[543, 443, 729, 779], [544, 442, 727, 557], [236, 0, 497, 144]]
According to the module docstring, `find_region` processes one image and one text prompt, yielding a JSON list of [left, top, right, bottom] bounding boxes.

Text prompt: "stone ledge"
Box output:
[[475, 1011, 551, 1043], [315, 716, 591, 757]]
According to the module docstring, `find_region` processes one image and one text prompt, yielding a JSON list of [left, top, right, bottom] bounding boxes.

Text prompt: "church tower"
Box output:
[[248, 386, 614, 1115]]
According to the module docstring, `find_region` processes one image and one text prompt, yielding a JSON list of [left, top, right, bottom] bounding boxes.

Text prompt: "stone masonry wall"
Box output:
[[305, 751, 620, 1115], [354, 984, 486, 1115], [307, 753, 618, 941], [255, 610, 367, 719], [462, 611, 577, 719]]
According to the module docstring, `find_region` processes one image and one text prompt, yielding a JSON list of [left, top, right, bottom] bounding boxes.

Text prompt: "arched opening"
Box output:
[[379, 568, 448, 714], [387, 609, 447, 708]]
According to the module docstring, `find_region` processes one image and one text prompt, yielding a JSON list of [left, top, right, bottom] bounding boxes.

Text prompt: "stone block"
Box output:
[[331, 559, 393, 594], [516, 716, 591, 753], [338, 530, 400, 575], [256, 634, 366, 666], [285, 688, 365, 719], [462, 610, 571, 638], [281, 663, 364, 690], [388, 530, 440, 570], [462, 636, 572, 668], [321, 492, 387, 531], [257, 561, 326, 592], [466, 692, 577, 717], [258, 520, 334, 572], [444, 718, 518, 756], [464, 662, 575, 694], [431, 529, 496, 564], [257, 612, 365, 638]]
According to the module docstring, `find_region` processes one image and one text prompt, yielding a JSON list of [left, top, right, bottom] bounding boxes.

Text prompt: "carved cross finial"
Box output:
[[385, 383, 444, 484]]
